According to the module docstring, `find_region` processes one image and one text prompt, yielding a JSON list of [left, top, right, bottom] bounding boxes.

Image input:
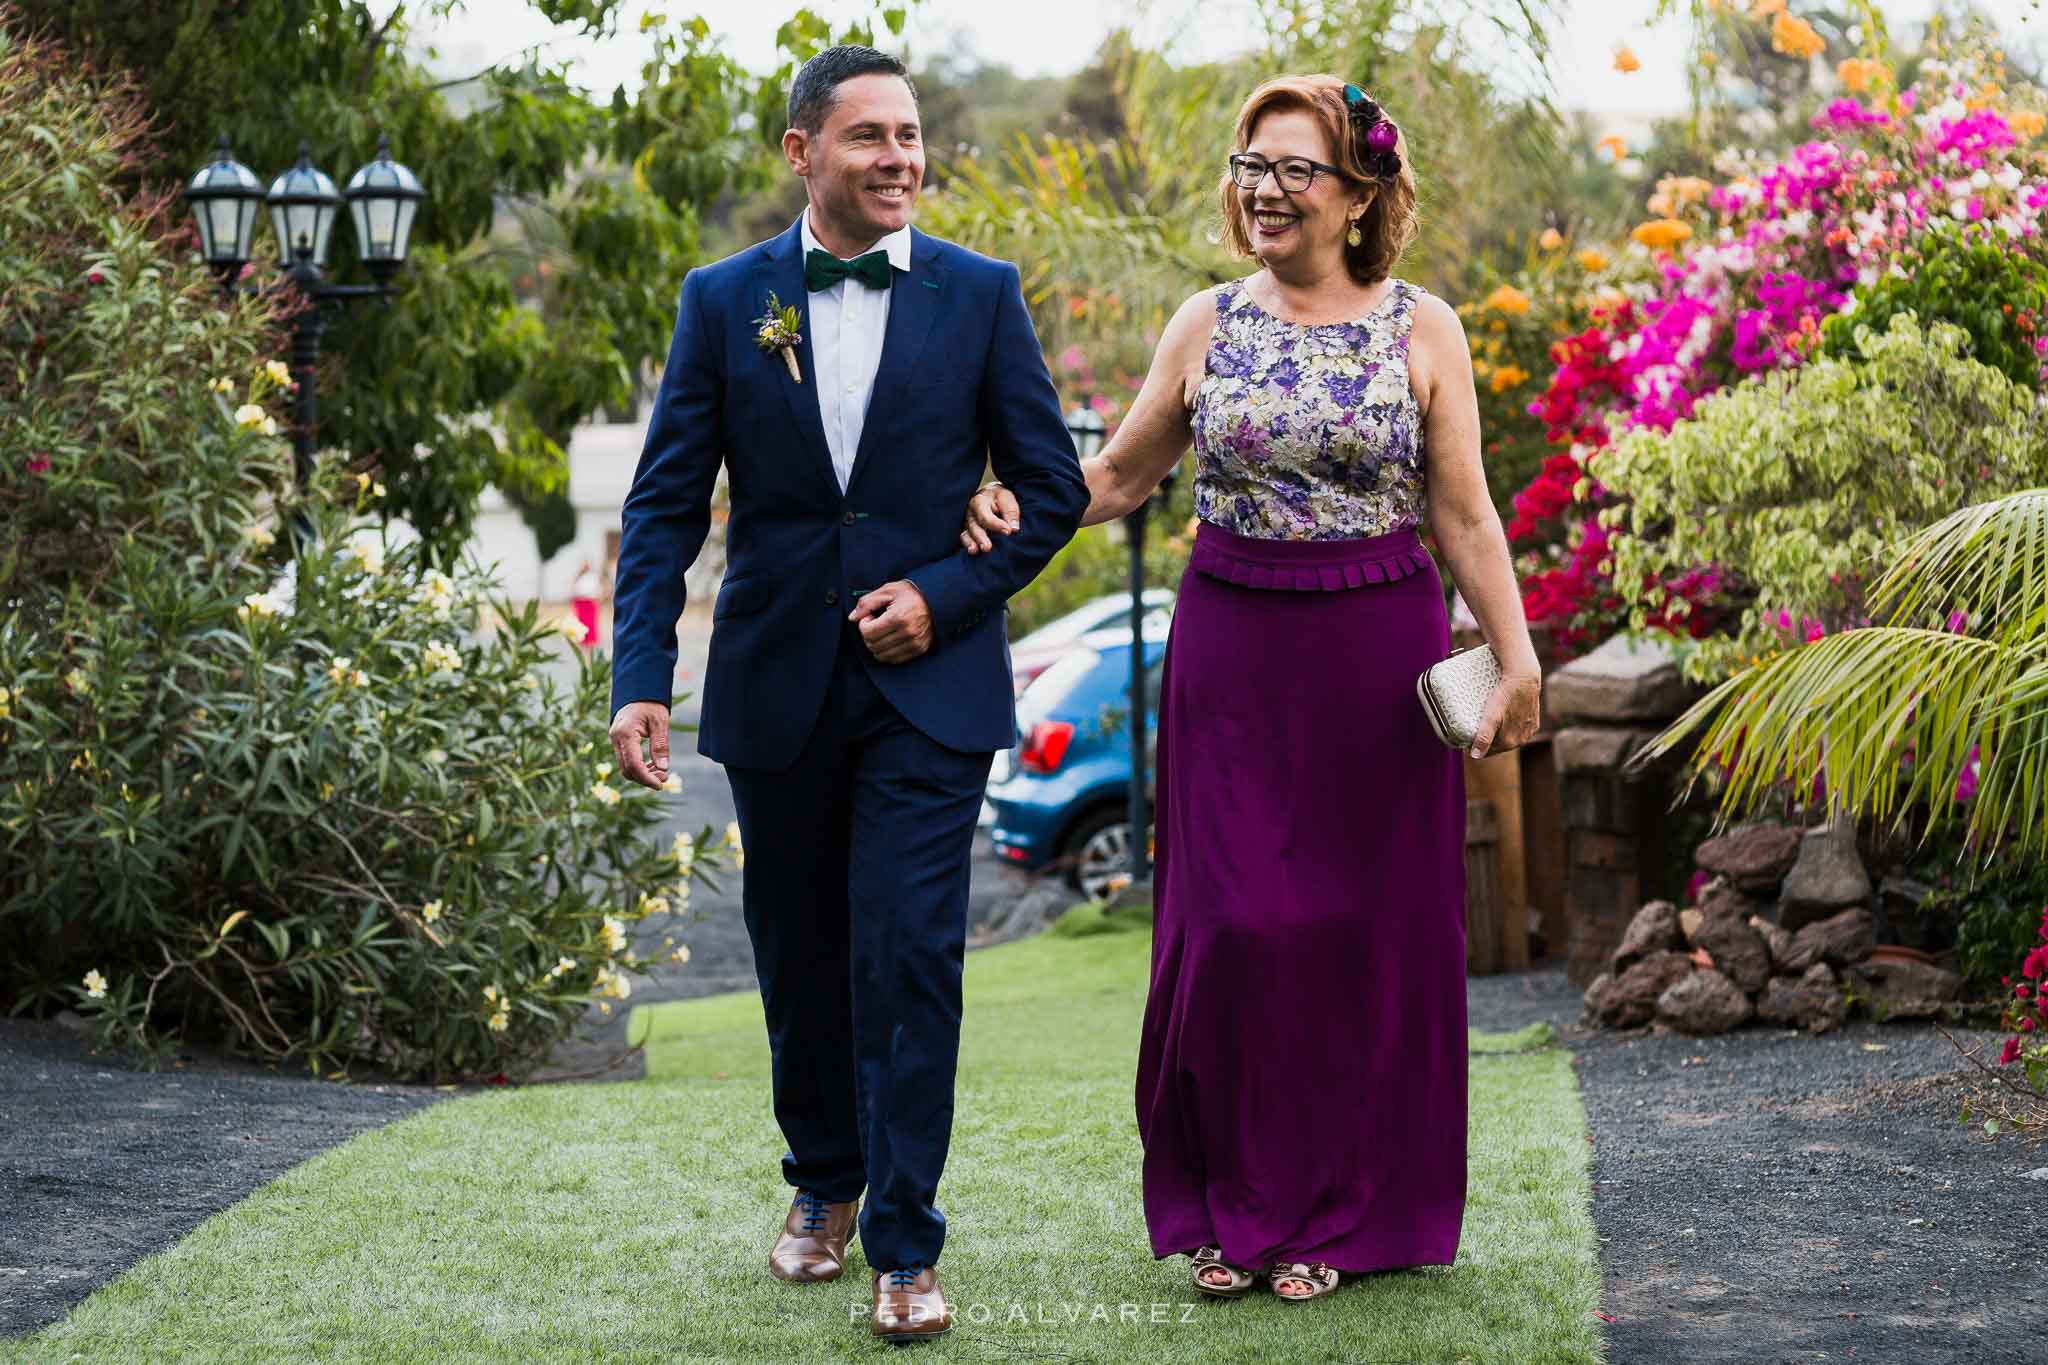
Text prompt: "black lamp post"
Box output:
[[183, 134, 425, 493]]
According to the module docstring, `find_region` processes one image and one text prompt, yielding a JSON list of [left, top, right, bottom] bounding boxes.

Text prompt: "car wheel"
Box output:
[[1062, 805, 1139, 901]]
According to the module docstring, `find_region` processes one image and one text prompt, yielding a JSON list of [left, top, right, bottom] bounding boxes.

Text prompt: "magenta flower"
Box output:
[[2001, 1036, 2023, 1065], [25, 453, 51, 475]]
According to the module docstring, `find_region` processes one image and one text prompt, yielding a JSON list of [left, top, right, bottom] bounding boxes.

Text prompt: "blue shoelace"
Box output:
[[793, 1190, 829, 1235]]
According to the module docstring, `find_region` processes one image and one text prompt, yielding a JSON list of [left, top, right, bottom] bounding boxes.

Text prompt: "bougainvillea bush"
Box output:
[[0, 20, 725, 1081], [1499, 29, 2048, 666]]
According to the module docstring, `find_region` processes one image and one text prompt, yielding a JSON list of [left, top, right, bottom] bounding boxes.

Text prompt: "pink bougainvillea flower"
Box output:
[[26, 453, 52, 475], [2000, 1035, 2023, 1065]]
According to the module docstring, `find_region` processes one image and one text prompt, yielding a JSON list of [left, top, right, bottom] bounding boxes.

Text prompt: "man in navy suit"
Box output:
[[606, 45, 1088, 1342]]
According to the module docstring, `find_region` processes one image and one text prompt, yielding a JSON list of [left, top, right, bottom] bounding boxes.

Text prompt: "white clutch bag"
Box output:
[[1416, 645, 1502, 751]]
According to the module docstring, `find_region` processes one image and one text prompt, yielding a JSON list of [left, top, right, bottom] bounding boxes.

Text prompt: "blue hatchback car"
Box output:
[[986, 624, 1166, 900]]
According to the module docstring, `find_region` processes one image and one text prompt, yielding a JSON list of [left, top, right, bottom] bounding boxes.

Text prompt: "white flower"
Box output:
[[260, 417, 279, 437], [1970, 168, 1991, 190], [590, 781, 620, 807], [421, 900, 443, 923], [671, 831, 696, 875], [422, 641, 461, 675], [327, 656, 354, 685], [556, 615, 589, 640], [595, 762, 612, 779], [669, 945, 691, 964], [341, 534, 385, 576], [209, 377, 236, 396], [372, 482, 386, 499], [233, 402, 268, 430], [64, 668, 91, 696], [601, 916, 628, 955], [637, 893, 669, 917], [488, 1007, 510, 1033], [546, 955, 577, 980], [482, 983, 503, 1005], [1996, 165, 2025, 192], [660, 774, 682, 793], [350, 668, 368, 689], [1951, 199, 1971, 221], [83, 969, 108, 1000], [594, 966, 632, 1000], [241, 524, 276, 549], [424, 748, 447, 766], [263, 360, 293, 386]]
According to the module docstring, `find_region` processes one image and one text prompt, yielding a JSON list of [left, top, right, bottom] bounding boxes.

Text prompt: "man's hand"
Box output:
[[960, 484, 1021, 555], [609, 700, 673, 789], [849, 581, 934, 663]]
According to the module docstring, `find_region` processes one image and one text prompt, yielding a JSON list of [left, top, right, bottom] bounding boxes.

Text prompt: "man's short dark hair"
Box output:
[[787, 45, 915, 137]]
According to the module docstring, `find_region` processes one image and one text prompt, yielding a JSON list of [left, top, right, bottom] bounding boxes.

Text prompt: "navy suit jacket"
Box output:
[[608, 217, 1090, 769]]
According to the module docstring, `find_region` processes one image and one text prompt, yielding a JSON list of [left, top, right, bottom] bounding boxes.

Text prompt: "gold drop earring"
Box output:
[[1346, 217, 1362, 247]]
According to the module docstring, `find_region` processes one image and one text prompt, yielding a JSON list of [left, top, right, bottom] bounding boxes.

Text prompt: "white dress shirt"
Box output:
[[801, 210, 912, 492]]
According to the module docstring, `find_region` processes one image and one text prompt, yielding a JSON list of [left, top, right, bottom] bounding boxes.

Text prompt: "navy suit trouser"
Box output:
[[722, 622, 993, 1274]]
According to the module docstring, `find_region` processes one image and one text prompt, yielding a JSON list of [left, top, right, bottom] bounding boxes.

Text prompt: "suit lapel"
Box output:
[[845, 230, 945, 496], [754, 219, 840, 501]]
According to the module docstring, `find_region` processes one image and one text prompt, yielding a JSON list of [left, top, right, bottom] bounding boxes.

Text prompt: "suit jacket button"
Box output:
[[842, 510, 856, 526], [825, 590, 839, 606]]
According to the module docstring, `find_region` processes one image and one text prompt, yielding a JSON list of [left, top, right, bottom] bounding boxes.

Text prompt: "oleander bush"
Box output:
[[0, 17, 726, 1080]]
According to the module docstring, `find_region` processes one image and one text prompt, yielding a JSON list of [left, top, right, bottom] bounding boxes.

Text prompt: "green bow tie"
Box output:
[[805, 247, 892, 293]]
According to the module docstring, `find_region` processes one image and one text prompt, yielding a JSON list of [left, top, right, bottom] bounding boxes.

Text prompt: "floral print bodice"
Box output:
[[1191, 278, 1428, 541]]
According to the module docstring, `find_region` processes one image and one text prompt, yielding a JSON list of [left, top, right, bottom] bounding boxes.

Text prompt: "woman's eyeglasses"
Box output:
[[1227, 153, 1349, 192]]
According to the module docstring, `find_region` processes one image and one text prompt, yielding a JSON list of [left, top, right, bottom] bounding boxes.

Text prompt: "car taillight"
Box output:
[[1017, 720, 1075, 774]]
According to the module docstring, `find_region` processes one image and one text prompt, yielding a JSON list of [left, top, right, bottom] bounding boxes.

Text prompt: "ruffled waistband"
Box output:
[[1186, 520, 1433, 592]]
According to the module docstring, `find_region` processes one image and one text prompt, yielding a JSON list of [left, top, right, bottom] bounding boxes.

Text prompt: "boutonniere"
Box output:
[[752, 292, 804, 385]]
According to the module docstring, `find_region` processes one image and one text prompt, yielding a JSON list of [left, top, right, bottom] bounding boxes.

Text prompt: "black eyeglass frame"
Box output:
[[1227, 152, 1353, 192]]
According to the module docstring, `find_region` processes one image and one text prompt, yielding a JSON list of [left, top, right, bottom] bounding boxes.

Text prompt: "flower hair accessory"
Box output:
[[1342, 83, 1402, 180]]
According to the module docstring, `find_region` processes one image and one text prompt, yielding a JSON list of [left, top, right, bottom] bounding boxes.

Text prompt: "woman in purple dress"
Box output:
[[964, 74, 1541, 1301]]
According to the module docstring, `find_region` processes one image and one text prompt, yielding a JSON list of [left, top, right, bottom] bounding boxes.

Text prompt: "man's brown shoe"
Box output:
[[768, 1191, 859, 1283], [871, 1266, 952, 1342]]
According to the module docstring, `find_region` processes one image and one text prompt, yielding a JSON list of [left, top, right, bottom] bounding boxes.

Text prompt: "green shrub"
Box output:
[[1598, 314, 2048, 682], [0, 19, 727, 1080], [1821, 226, 2048, 392]]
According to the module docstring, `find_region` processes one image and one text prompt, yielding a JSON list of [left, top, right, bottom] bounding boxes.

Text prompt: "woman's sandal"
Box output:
[[1267, 1260, 1340, 1302], [1189, 1245, 1257, 1298]]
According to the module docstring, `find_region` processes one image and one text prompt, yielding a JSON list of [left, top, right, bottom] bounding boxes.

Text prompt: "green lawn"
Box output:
[[13, 914, 1604, 1363]]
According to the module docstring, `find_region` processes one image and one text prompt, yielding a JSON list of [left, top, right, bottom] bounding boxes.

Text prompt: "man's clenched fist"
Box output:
[[849, 581, 934, 664]]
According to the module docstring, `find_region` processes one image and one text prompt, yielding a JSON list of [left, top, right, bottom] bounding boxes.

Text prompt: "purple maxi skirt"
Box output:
[[1135, 520, 1468, 1273]]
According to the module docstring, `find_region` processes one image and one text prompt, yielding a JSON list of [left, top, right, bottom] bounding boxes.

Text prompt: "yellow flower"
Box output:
[[241, 524, 276, 549], [598, 1001, 612, 1016], [83, 969, 108, 1000], [1596, 134, 1627, 162], [488, 1006, 510, 1032], [2012, 110, 2046, 139], [1490, 364, 1531, 393], [661, 774, 682, 793], [758, 323, 779, 344], [64, 667, 91, 696], [595, 966, 632, 1000], [1537, 228, 1564, 251], [556, 615, 589, 640], [1750, 0, 1785, 15], [672, 831, 696, 874], [342, 536, 384, 576], [232, 402, 268, 430], [328, 656, 353, 685], [601, 915, 627, 955], [1631, 218, 1694, 252], [638, 893, 670, 917], [209, 377, 236, 396], [0, 686, 11, 720], [422, 641, 461, 675], [372, 482, 387, 500], [421, 899, 443, 923], [263, 360, 292, 386], [321, 781, 335, 800], [354, 472, 371, 492], [482, 984, 503, 1004], [670, 945, 692, 964], [1771, 11, 1824, 60], [1483, 284, 1531, 317], [590, 780, 620, 807], [260, 416, 279, 438], [1613, 45, 1640, 74], [595, 761, 612, 779], [1577, 248, 1610, 272], [547, 955, 577, 980]]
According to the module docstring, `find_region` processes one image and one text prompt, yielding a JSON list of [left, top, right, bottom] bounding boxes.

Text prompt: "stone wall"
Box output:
[[1545, 636, 1712, 987]]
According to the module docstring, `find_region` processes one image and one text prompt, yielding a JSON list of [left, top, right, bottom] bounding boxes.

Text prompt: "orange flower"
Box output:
[[1750, 0, 1786, 15], [1771, 12, 1825, 60], [1613, 45, 1641, 74], [1836, 58, 1887, 93], [1596, 134, 1627, 161], [1631, 218, 1694, 252], [1490, 363, 1531, 393], [1483, 284, 1532, 317], [1576, 248, 1610, 272], [2011, 110, 2046, 139], [1538, 227, 1564, 251]]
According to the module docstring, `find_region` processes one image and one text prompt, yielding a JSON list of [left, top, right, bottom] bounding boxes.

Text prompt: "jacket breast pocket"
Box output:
[[713, 575, 773, 621]]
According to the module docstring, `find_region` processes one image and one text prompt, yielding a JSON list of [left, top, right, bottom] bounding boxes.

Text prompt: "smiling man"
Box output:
[[605, 45, 1087, 1345]]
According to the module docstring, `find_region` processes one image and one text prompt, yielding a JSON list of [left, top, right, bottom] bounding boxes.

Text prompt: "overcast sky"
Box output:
[[398, 0, 2043, 118]]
